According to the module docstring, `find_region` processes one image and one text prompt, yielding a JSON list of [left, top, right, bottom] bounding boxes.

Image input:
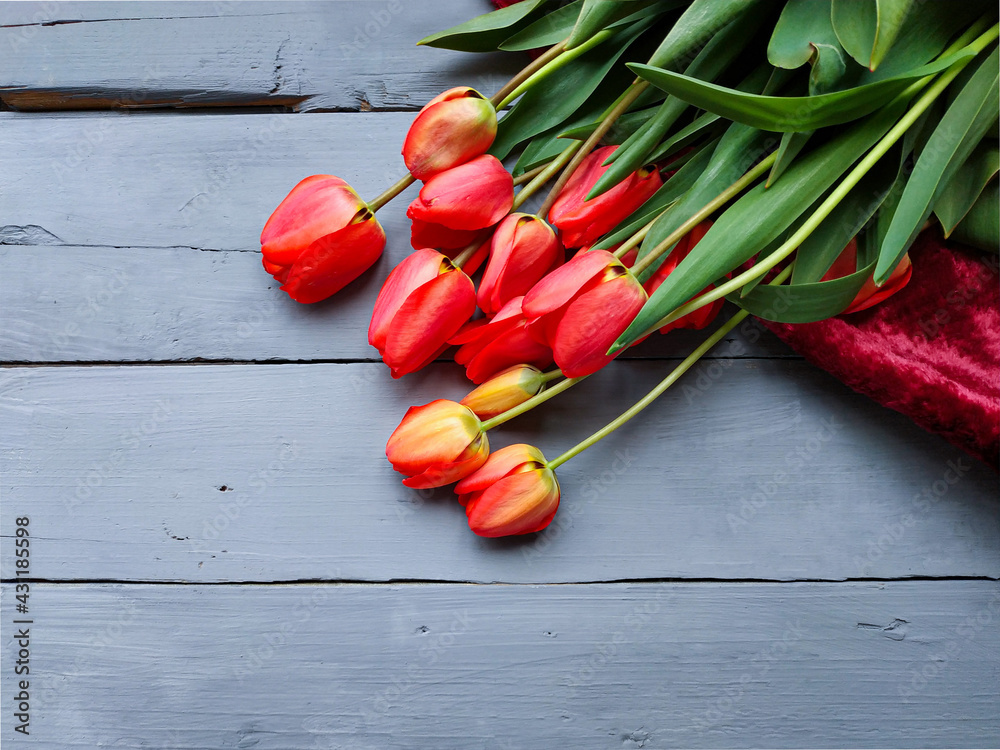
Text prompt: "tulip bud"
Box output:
[[406, 154, 514, 232], [478, 213, 564, 316], [548, 145, 662, 249], [522, 249, 647, 377], [403, 87, 498, 180], [369, 248, 476, 378], [456, 444, 560, 537], [643, 222, 725, 334], [451, 296, 553, 384], [387, 400, 489, 489], [261, 175, 386, 303], [821, 238, 912, 314], [460, 364, 546, 419]]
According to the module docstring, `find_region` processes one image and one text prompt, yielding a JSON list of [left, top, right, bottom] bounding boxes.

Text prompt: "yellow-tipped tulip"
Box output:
[[459, 364, 546, 419]]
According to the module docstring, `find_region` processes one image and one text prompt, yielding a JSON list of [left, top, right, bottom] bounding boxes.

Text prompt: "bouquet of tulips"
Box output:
[[258, 0, 999, 538]]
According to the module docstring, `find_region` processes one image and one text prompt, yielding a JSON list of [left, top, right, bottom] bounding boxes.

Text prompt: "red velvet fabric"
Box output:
[[763, 231, 999, 469]]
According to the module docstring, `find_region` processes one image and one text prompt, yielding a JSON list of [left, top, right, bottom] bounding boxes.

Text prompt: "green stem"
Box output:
[[513, 162, 552, 187], [547, 265, 794, 470], [613, 215, 659, 259], [540, 368, 564, 383], [367, 173, 415, 212], [513, 142, 582, 212], [536, 80, 651, 220], [497, 32, 612, 109], [481, 375, 585, 431], [452, 237, 488, 269], [643, 22, 999, 334], [491, 40, 568, 107], [631, 151, 777, 278]]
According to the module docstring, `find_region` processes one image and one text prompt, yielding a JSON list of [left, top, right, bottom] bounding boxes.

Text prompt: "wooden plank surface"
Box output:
[[3, 361, 997, 584], [0, 1, 519, 111], [2, 581, 998, 748]]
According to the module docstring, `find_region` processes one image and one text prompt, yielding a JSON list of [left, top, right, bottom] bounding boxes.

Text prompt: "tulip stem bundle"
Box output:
[[262, 0, 999, 538]]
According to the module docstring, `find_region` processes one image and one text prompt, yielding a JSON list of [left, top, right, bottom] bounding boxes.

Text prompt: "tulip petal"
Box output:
[[261, 175, 364, 264], [522, 249, 617, 320], [368, 249, 444, 351], [403, 432, 490, 489], [406, 155, 513, 231], [553, 275, 647, 377], [464, 322, 553, 384], [455, 443, 544, 494], [383, 267, 476, 377], [280, 218, 385, 304], [465, 469, 560, 537], [386, 400, 481, 476]]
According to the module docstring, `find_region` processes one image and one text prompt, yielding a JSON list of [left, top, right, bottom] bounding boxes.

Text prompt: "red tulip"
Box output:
[[451, 296, 553, 384], [406, 154, 513, 232], [386, 400, 489, 489], [456, 444, 560, 537], [369, 248, 476, 378], [643, 222, 725, 334], [260, 175, 385, 303], [478, 213, 563, 316], [522, 249, 647, 377], [822, 239, 913, 314], [548, 145, 661, 249], [402, 87, 498, 180], [460, 364, 546, 419]]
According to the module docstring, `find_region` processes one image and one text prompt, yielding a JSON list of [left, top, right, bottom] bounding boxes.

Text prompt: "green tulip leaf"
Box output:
[[768, 0, 840, 69], [950, 180, 999, 253], [809, 42, 848, 94], [831, 0, 914, 71], [418, 0, 550, 52], [612, 96, 908, 351], [646, 111, 724, 163], [933, 137, 1000, 237], [645, 0, 767, 70], [500, 0, 584, 51], [876, 45, 1000, 284], [767, 130, 812, 186], [628, 47, 975, 132], [731, 256, 876, 323], [566, 0, 675, 49]]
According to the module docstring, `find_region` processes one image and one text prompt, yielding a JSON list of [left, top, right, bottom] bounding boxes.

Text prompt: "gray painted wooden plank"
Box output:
[[2, 581, 998, 748], [0, 244, 794, 362], [0, 111, 415, 251], [2, 362, 996, 583], [0, 1, 519, 111]]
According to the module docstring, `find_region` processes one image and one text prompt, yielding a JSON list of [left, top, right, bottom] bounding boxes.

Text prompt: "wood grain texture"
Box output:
[[0, 1, 519, 112], [2, 362, 996, 583], [0, 244, 795, 362], [2, 581, 998, 748]]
